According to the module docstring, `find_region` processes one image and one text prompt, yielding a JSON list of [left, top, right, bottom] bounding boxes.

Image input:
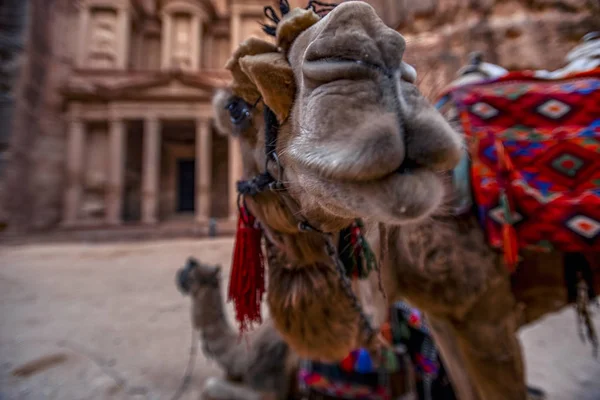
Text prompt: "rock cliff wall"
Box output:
[[357, 0, 599, 98], [0, 0, 76, 233]]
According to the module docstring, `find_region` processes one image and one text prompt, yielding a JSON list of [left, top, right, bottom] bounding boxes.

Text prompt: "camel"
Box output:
[[175, 257, 540, 400], [211, 2, 599, 399], [176, 257, 300, 400]]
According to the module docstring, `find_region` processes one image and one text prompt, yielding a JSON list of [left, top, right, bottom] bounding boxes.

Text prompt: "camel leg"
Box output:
[[427, 317, 480, 400], [201, 377, 269, 400], [445, 278, 526, 400]]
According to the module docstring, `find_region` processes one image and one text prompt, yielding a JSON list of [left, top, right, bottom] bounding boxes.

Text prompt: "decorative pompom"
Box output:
[[340, 351, 356, 372], [354, 348, 373, 373]]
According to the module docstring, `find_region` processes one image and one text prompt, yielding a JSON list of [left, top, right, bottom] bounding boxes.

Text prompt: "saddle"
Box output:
[[438, 39, 600, 353], [439, 67, 600, 269]]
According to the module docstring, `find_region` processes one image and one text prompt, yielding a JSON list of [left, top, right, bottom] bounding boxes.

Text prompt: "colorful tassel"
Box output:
[[380, 321, 393, 344], [382, 348, 399, 373], [354, 348, 373, 373], [227, 205, 265, 334], [355, 219, 377, 275], [495, 140, 519, 272], [339, 219, 378, 279], [408, 309, 422, 328]]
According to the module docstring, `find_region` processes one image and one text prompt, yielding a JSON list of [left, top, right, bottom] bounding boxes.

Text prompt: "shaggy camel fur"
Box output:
[[212, 2, 597, 400]]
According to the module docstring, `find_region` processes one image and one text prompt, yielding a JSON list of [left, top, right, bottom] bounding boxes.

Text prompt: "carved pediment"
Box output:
[[131, 79, 212, 98], [62, 71, 229, 102]]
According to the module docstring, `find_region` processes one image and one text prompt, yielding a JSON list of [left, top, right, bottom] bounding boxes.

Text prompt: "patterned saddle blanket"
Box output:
[[437, 68, 600, 267]]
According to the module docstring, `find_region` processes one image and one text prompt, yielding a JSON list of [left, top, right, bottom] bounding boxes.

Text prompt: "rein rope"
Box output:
[[300, 221, 378, 347], [233, 103, 378, 349]]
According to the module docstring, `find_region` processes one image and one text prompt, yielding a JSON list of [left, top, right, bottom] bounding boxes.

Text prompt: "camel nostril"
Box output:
[[396, 159, 421, 174], [304, 37, 383, 71]]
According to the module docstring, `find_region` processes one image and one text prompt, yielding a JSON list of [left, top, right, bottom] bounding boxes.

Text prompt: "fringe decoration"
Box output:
[[227, 205, 265, 334]]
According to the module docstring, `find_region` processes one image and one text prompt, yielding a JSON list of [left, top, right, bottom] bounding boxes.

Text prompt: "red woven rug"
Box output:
[[437, 69, 600, 266]]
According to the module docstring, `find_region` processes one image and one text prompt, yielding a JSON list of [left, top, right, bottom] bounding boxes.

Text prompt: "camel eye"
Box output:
[[225, 97, 252, 128]]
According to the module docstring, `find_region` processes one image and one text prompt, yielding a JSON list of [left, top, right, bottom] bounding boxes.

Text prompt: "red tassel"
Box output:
[[495, 140, 519, 272], [227, 206, 265, 334], [502, 223, 519, 273]]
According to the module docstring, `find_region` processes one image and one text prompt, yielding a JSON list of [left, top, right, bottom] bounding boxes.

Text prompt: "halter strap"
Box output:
[[264, 106, 279, 164]]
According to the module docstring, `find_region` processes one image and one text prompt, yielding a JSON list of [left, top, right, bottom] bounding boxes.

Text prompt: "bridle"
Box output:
[[226, 97, 379, 350]]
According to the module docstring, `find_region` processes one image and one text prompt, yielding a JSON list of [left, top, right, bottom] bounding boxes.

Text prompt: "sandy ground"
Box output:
[[0, 238, 599, 400]]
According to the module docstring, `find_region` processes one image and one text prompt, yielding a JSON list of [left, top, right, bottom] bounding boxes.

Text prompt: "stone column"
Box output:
[[160, 12, 172, 70], [106, 118, 126, 225], [63, 118, 85, 225], [116, 7, 130, 69], [228, 136, 242, 220], [190, 14, 201, 71], [195, 118, 212, 222], [76, 7, 90, 67], [142, 117, 161, 224]]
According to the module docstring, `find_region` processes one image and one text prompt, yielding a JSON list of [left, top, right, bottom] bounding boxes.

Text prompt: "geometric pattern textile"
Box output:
[[436, 68, 600, 256], [297, 351, 398, 400], [297, 301, 457, 400]]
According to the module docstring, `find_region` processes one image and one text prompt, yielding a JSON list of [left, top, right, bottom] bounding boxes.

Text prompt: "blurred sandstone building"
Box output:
[[0, 0, 597, 236]]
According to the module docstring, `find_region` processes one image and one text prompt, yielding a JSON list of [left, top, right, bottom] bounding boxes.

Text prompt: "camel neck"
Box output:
[[193, 286, 245, 375]]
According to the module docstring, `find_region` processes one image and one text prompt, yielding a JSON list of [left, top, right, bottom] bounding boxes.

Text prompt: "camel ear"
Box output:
[[238, 52, 296, 123], [226, 38, 279, 107]]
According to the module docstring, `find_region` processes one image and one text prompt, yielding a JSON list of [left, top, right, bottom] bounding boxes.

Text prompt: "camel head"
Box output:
[[213, 1, 463, 361], [176, 257, 221, 298], [214, 0, 463, 234], [176, 257, 227, 331]]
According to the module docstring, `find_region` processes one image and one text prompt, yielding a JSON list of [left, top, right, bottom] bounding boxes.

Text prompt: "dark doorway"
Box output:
[[177, 159, 195, 212]]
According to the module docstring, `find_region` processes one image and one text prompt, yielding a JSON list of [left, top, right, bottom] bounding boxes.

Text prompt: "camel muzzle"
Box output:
[[176, 257, 199, 295]]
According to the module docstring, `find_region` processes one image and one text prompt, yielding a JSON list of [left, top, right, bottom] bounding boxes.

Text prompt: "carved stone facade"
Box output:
[[1, 0, 597, 234], [1, 0, 285, 233]]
